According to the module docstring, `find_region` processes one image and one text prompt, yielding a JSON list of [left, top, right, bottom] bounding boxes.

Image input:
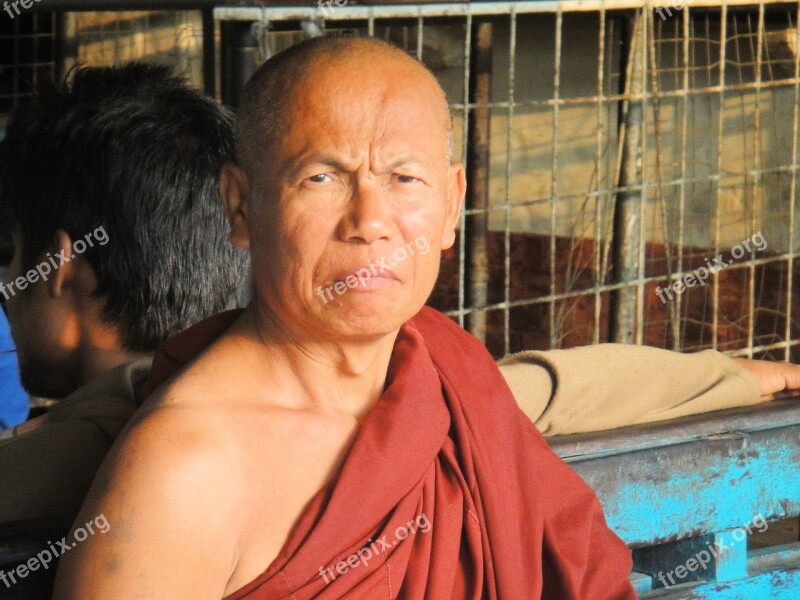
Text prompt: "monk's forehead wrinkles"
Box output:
[[279, 53, 448, 172], [297, 84, 396, 161], [367, 94, 393, 165]]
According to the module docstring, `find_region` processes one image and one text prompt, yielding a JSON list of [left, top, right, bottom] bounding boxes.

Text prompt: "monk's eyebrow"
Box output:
[[286, 153, 429, 180], [382, 157, 425, 171], [286, 153, 351, 180]]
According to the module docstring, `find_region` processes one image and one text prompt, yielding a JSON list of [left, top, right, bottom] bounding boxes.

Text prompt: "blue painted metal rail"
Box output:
[[550, 399, 800, 598]]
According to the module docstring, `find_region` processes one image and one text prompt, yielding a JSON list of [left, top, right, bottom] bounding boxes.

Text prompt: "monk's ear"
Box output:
[[219, 162, 251, 250], [441, 162, 466, 250]]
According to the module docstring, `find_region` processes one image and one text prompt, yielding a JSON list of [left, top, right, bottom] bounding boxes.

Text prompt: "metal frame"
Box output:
[[216, 1, 800, 361]]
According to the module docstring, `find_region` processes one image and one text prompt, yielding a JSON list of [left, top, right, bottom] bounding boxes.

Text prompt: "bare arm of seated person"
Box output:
[[52, 408, 242, 599], [499, 344, 800, 436], [730, 356, 800, 398]]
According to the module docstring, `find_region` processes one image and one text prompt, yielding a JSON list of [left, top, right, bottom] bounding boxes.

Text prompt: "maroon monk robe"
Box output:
[[142, 307, 636, 599]]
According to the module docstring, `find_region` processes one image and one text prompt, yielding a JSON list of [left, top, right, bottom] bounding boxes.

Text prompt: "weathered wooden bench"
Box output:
[[550, 399, 800, 599]]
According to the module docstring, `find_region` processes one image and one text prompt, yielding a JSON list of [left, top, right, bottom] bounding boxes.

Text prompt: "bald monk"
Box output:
[[55, 37, 800, 599]]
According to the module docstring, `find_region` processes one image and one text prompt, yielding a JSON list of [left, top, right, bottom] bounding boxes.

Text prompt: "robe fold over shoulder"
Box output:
[[144, 307, 636, 600]]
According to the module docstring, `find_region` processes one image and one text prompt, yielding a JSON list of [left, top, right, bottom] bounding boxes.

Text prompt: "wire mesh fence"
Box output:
[[62, 11, 205, 88], [0, 11, 56, 113], [3, 2, 799, 361], [217, 1, 800, 360]]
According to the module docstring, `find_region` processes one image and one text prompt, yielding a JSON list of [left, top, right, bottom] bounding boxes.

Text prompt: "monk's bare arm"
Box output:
[[53, 408, 242, 599]]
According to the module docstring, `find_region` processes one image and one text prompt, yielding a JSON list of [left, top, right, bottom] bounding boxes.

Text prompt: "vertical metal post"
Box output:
[[786, 2, 800, 362], [465, 21, 493, 341], [53, 12, 67, 85], [550, 9, 563, 347], [503, 10, 517, 356], [220, 20, 258, 107], [712, 4, 729, 350], [593, 9, 607, 346], [610, 12, 644, 344], [201, 7, 216, 98]]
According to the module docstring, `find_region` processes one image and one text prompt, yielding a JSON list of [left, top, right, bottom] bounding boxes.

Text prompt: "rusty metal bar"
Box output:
[[214, 1, 797, 21], [787, 2, 800, 362], [503, 9, 517, 356], [610, 12, 645, 344], [593, 8, 607, 345], [550, 8, 563, 346], [676, 8, 690, 350], [465, 21, 493, 341], [220, 19, 258, 107], [458, 11, 473, 331], [711, 3, 729, 350]]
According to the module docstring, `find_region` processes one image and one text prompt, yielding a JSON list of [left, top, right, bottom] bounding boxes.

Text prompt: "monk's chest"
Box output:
[[224, 408, 360, 593]]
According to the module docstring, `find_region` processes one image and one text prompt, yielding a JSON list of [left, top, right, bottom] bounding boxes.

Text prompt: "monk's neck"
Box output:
[[288, 342, 395, 419], [231, 305, 399, 419]]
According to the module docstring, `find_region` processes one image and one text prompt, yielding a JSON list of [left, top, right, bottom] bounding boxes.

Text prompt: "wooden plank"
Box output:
[[549, 399, 800, 460], [631, 571, 654, 594], [549, 403, 800, 595], [548, 404, 800, 547], [633, 531, 749, 587], [640, 552, 800, 600]]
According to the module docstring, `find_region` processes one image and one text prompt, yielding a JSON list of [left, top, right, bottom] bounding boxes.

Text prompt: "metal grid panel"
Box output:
[[0, 12, 56, 115], [1, 10, 206, 112], [234, 3, 798, 360], [0, 11, 56, 264], [0, 9, 209, 262], [63, 11, 205, 88]]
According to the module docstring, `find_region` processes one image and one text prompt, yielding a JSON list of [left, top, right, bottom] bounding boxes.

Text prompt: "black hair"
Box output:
[[0, 62, 249, 350]]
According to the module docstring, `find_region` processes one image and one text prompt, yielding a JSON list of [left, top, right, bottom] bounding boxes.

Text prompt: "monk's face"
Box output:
[[226, 51, 465, 340]]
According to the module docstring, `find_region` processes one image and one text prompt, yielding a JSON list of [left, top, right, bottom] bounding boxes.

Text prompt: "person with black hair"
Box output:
[[0, 62, 249, 524]]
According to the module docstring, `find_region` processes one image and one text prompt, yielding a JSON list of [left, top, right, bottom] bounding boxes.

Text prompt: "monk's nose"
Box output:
[[338, 182, 393, 245]]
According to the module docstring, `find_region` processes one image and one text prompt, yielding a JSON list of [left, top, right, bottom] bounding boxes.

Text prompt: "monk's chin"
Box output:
[[322, 307, 415, 340]]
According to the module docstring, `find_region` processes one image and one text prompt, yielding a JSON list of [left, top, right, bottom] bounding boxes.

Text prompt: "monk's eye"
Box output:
[[308, 173, 332, 184], [394, 174, 421, 185]]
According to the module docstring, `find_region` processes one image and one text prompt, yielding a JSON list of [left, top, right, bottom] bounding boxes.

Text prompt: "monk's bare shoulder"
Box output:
[[54, 400, 245, 599]]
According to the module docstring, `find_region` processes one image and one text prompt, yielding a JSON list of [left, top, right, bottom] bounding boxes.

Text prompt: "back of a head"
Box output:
[[0, 63, 249, 351]]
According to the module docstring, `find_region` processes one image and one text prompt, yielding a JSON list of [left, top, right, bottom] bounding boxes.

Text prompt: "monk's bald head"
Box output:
[[235, 36, 453, 182]]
